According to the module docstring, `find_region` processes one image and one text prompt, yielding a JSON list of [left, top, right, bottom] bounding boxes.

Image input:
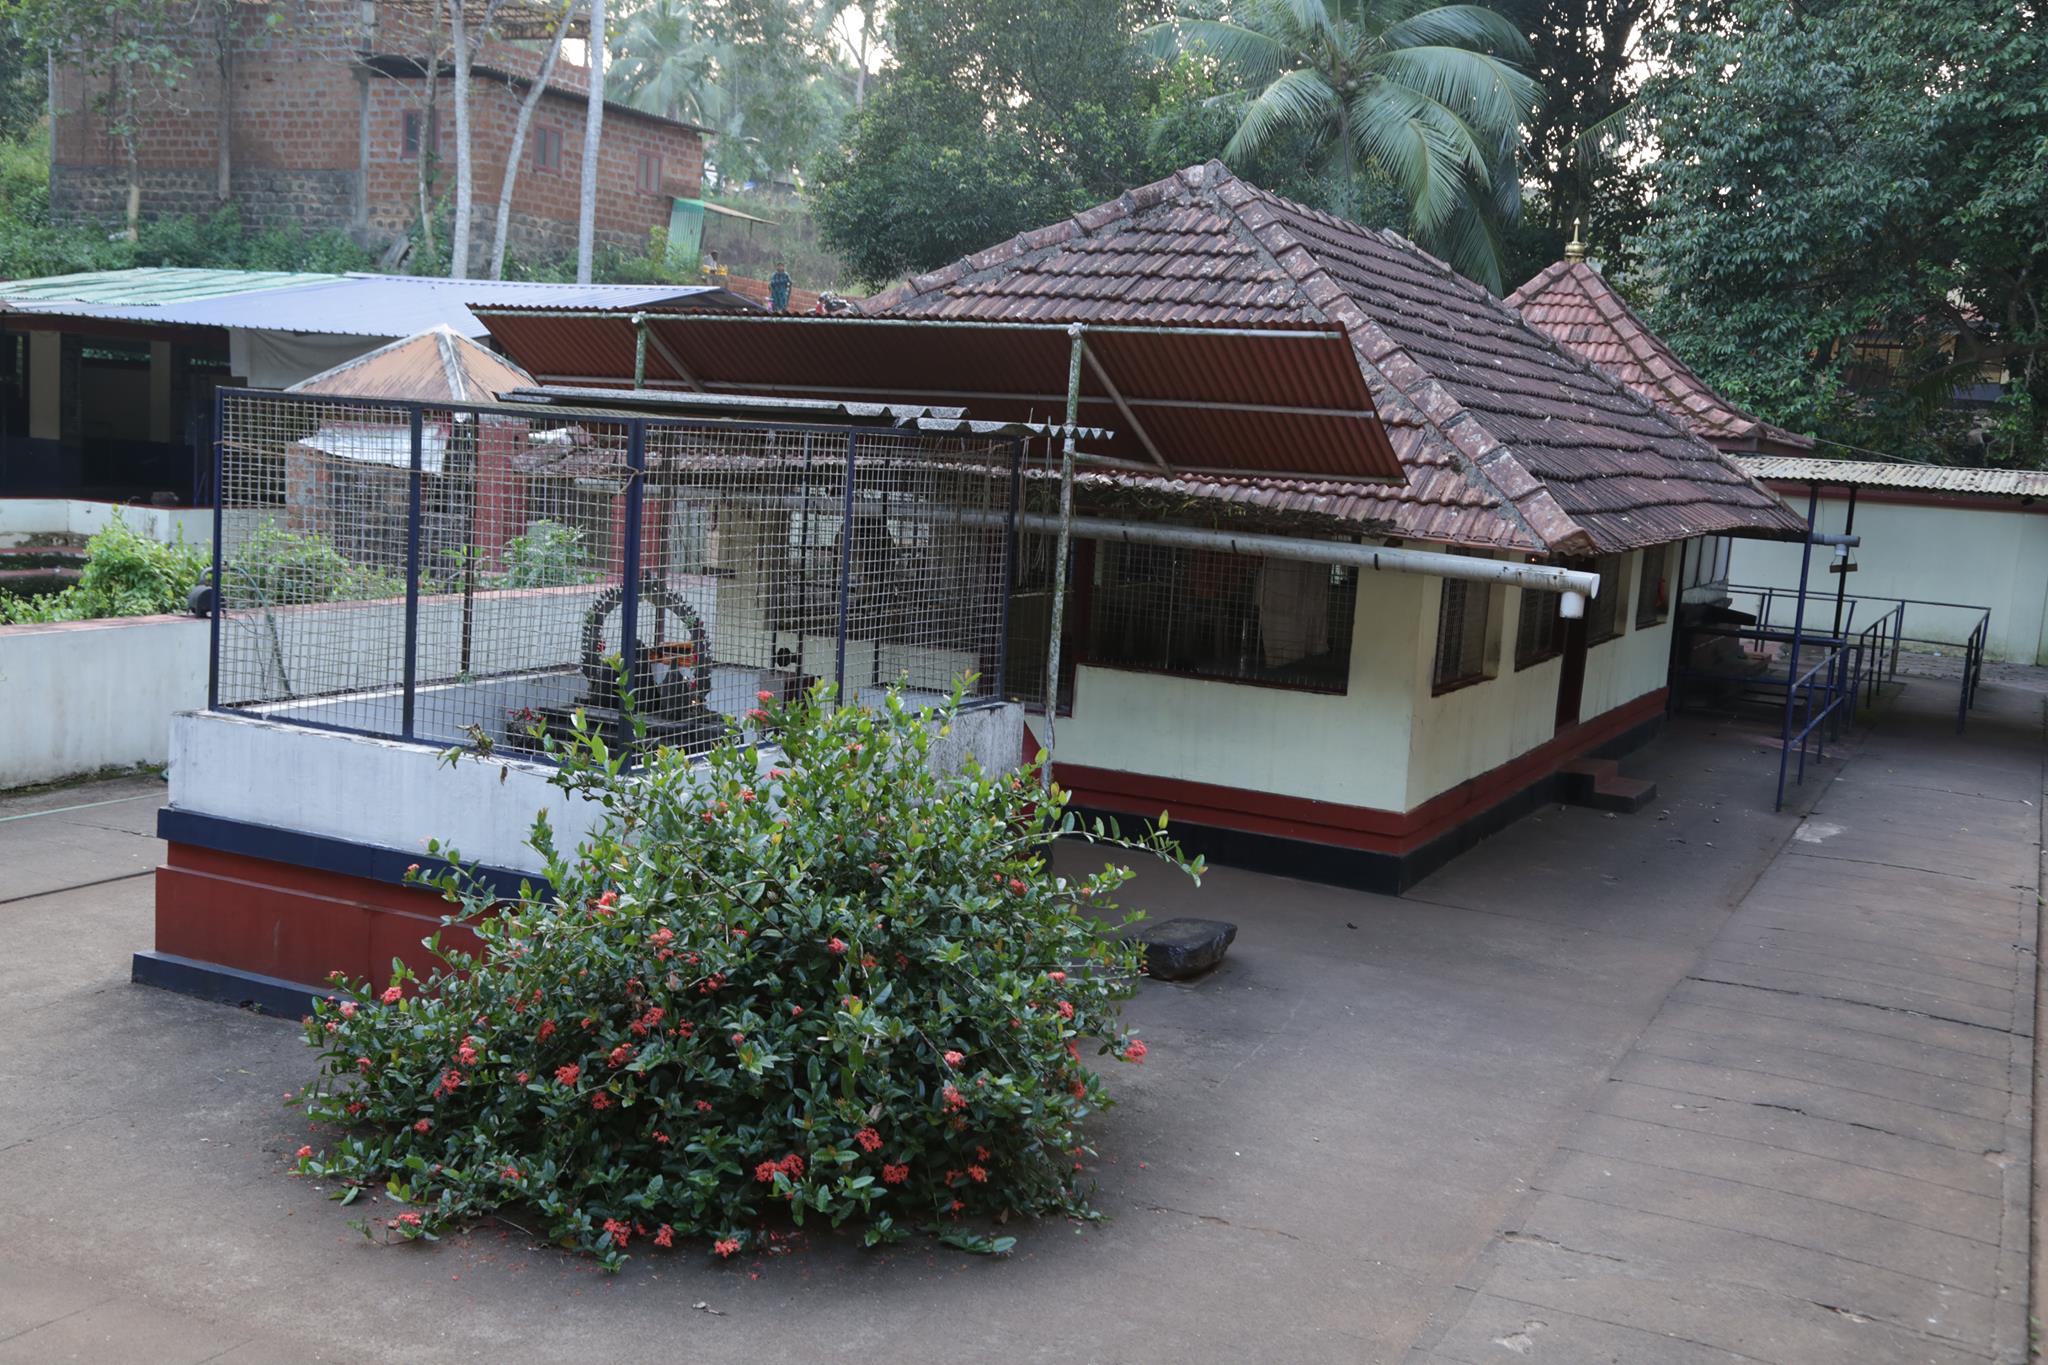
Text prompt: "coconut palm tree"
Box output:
[[1144, 0, 1540, 290]]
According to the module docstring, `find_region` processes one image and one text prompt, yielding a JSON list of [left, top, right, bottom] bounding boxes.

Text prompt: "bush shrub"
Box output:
[[490, 518, 593, 588], [223, 523, 406, 607], [1, 515, 207, 623], [291, 681, 1193, 1267]]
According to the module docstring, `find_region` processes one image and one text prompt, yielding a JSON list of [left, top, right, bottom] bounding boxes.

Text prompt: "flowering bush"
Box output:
[[290, 680, 1195, 1268]]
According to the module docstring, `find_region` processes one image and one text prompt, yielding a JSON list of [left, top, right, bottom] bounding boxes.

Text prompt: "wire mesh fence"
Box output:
[[211, 390, 1021, 760]]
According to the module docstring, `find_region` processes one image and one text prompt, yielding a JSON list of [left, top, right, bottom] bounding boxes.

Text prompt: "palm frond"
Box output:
[[1429, 197, 1508, 293], [1572, 98, 1635, 172], [1347, 81, 1480, 234], [1139, 18, 1292, 87], [1362, 46, 1540, 133], [1380, 5, 1532, 60], [1226, 66, 1341, 162]]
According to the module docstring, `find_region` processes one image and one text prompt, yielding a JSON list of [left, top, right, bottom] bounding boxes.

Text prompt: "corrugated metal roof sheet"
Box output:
[[867, 163, 1808, 554], [287, 326, 536, 403], [1736, 456, 2048, 499], [0, 266, 344, 305], [0, 270, 753, 339], [478, 311, 1405, 482], [1507, 259, 1814, 457]]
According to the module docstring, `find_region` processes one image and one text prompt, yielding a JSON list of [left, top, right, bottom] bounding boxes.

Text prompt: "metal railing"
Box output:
[[207, 388, 1023, 763]]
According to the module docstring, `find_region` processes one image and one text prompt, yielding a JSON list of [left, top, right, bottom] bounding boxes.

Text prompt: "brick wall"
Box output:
[[50, 0, 704, 265]]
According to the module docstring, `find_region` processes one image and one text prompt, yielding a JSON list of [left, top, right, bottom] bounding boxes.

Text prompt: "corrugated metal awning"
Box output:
[[1736, 455, 2048, 500], [474, 311, 1405, 483]]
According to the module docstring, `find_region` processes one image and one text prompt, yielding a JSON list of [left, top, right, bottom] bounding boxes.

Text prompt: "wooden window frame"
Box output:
[[1432, 576, 1497, 695], [1514, 584, 1563, 670], [1635, 544, 1671, 630], [636, 151, 664, 195], [533, 125, 563, 174], [1583, 553, 1631, 646], [401, 109, 437, 161]]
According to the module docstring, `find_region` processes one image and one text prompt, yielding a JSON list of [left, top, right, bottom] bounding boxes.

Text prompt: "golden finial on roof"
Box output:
[[1565, 218, 1587, 262]]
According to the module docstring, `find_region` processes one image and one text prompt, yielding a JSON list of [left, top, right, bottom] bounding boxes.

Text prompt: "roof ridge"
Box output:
[[1511, 258, 1813, 453], [1208, 173, 1571, 553]]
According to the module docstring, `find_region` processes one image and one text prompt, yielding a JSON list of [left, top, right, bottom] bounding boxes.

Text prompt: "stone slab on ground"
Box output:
[[1127, 916, 1237, 980]]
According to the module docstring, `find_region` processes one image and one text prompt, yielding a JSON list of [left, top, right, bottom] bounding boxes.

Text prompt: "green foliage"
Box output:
[[291, 680, 1193, 1267], [1, 516, 206, 624], [491, 519, 594, 589], [1487, 0, 1662, 283], [1630, 0, 2048, 465], [812, 0, 1164, 285], [223, 524, 406, 607], [1143, 0, 1540, 291], [610, 0, 853, 186]]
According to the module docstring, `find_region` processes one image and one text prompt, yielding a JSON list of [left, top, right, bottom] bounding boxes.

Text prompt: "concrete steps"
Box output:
[[1558, 757, 1658, 814], [0, 538, 88, 595]]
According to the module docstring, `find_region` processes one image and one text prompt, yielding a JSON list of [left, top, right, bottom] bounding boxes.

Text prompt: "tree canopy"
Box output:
[[1143, 0, 1539, 291], [812, 0, 1164, 285], [1630, 0, 2048, 466]]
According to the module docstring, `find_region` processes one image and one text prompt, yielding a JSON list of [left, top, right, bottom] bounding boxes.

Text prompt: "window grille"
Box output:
[[1433, 577, 1493, 692], [1514, 585, 1561, 669], [1002, 536, 1356, 706], [211, 391, 1021, 762], [1084, 542, 1355, 692], [1635, 544, 1671, 629], [1584, 554, 1627, 644], [637, 152, 663, 194], [533, 126, 563, 173]]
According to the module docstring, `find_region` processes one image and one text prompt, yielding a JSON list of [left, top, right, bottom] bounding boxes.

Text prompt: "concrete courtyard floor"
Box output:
[[0, 677, 2040, 1364]]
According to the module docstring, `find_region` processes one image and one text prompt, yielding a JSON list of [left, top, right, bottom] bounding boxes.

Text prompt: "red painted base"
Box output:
[[155, 843, 482, 994]]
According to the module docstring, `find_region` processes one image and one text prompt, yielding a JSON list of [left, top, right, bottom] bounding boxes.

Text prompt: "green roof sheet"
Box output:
[[0, 266, 347, 306]]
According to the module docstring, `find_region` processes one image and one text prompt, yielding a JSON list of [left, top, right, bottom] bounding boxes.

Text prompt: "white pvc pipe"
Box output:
[[1017, 513, 1601, 616]]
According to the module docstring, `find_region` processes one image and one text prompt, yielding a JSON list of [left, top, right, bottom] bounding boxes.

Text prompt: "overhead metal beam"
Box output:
[[1081, 339, 1173, 474]]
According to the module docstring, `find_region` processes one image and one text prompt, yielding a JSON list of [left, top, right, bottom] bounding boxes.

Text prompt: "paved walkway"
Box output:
[[0, 680, 2038, 1364], [1411, 681, 2043, 1364]]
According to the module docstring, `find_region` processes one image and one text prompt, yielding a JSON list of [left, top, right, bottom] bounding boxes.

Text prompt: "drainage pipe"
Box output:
[[1016, 512, 1602, 618]]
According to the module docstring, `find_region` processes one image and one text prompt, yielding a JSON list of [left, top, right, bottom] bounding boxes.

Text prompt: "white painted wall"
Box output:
[[1045, 543, 1686, 818], [1726, 496, 2048, 664], [0, 615, 208, 787], [0, 499, 213, 546], [1049, 569, 1422, 812], [167, 700, 1024, 876]]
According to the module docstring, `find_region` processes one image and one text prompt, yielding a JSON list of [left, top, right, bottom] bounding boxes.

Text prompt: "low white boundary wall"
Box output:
[[0, 615, 208, 787], [167, 699, 1025, 876], [0, 498, 213, 546]]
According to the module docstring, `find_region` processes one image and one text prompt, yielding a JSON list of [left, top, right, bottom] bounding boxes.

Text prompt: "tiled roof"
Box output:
[[869, 162, 1804, 556], [1736, 455, 2048, 500], [286, 325, 535, 404], [1507, 259, 1814, 456]]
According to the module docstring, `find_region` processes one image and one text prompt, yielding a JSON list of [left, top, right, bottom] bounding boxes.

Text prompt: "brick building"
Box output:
[[49, 0, 706, 266]]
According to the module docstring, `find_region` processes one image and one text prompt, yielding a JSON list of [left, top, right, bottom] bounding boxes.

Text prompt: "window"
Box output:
[[1084, 542, 1356, 692], [1514, 585, 1562, 669], [1635, 544, 1671, 629], [401, 110, 436, 160], [1432, 577, 1496, 693], [533, 126, 563, 173], [1583, 553, 1630, 644], [637, 151, 664, 194]]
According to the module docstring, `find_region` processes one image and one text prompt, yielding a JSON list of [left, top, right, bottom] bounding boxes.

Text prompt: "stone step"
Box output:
[[1581, 775, 1658, 814], [1557, 757, 1657, 814]]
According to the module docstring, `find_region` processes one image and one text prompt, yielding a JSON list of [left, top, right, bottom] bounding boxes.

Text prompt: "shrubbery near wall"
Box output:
[[291, 681, 1192, 1266], [1, 517, 207, 624]]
